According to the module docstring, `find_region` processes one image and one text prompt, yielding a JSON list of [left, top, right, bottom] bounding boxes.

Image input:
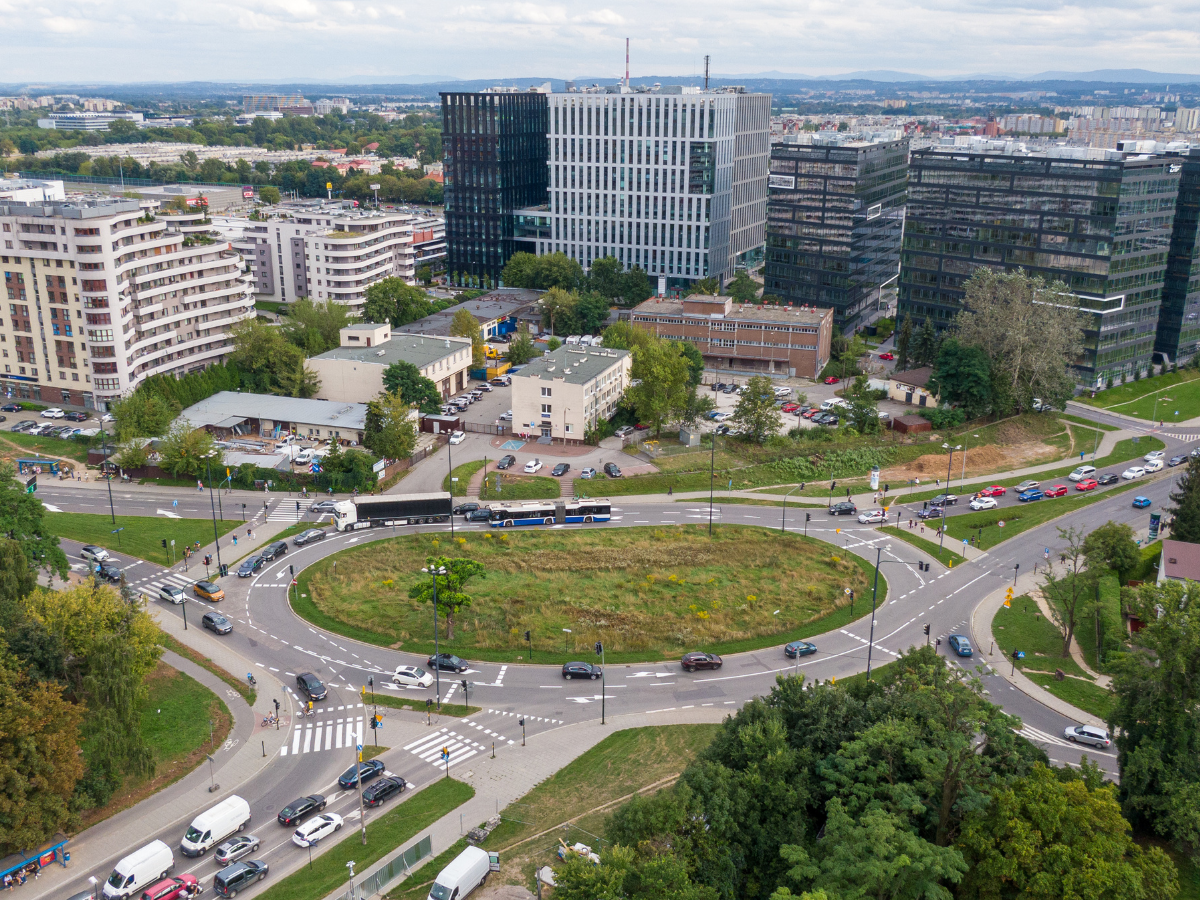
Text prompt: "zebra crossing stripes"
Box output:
[[1162, 432, 1200, 442], [460, 718, 512, 744], [280, 716, 363, 756], [266, 502, 310, 523], [484, 708, 564, 725], [1016, 724, 1115, 756], [402, 727, 486, 769]]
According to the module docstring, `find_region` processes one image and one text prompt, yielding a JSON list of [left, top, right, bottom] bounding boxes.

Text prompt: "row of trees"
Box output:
[[554, 645, 1175, 900], [362, 278, 459, 330], [500, 253, 654, 307], [601, 323, 707, 435]]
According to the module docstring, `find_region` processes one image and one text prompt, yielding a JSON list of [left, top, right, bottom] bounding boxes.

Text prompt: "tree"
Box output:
[[382, 362, 442, 414], [157, 418, 221, 479], [928, 339, 992, 419], [500, 251, 583, 291], [506, 325, 540, 366], [363, 394, 417, 461], [587, 256, 625, 300], [956, 764, 1177, 900], [626, 337, 692, 435], [258, 185, 281, 205], [111, 391, 179, 440], [0, 463, 68, 579], [407, 556, 485, 640], [275, 358, 322, 398], [577, 292, 612, 334], [895, 314, 913, 371], [951, 270, 1083, 414], [1083, 522, 1142, 582], [679, 388, 717, 427], [230, 319, 305, 394], [540, 287, 576, 336], [1167, 455, 1200, 543], [686, 278, 720, 296], [416, 265, 433, 286], [449, 308, 484, 367], [0, 649, 86, 855], [731, 376, 783, 444], [1039, 526, 1095, 659], [676, 341, 705, 387], [114, 438, 152, 471], [727, 270, 760, 303], [913, 318, 941, 368], [546, 336, 562, 352], [602, 321, 651, 353], [842, 379, 881, 434], [281, 297, 354, 354], [363, 278, 437, 328], [620, 266, 654, 306]]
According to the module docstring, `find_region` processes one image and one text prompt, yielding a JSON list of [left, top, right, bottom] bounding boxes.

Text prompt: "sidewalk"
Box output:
[[969, 573, 1105, 728]]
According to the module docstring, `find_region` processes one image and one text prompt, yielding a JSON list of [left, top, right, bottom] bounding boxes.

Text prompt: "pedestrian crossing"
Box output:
[[483, 708, 564, 725], [280, 716, 364, 756], [402, 726, 491, 769], [1162, 432, 1200, 442], [266, 501, 310, 523], [1016, 724, 1116, 756]]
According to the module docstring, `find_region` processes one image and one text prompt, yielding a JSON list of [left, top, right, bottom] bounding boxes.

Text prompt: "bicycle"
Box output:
[[261, 714, 278, 727], [246, 672, 257, 687]]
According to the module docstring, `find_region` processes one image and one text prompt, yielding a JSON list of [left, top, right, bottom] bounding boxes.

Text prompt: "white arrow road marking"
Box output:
[[627, 671, 673, 678], [41, 503, 62, 512], [156, 508, 182, 519], [276, 569, 289, 579]]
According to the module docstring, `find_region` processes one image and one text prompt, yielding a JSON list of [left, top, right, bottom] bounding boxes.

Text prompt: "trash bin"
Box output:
[[219, 563, 228, 577]]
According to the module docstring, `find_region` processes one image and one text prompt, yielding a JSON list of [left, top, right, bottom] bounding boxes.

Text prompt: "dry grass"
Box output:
[[304, 525, 871, 660]]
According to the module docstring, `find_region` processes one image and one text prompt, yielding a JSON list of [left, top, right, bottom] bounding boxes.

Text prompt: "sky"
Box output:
[[1, 0, 1199, 84]]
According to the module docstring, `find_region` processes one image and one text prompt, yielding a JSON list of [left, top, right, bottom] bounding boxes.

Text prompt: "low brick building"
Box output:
[[631, 295, 832, 379]]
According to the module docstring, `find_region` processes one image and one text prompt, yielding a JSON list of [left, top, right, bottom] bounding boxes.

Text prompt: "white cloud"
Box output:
[[1, 0, 1199, 82]]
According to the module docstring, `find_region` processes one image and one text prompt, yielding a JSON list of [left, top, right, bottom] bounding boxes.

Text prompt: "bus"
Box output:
[[333, 492, 452, 531], [487, 499, 611, 527]]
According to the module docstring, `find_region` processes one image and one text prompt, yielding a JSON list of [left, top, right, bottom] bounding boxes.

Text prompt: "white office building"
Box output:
[[514, 86, 770, 291]]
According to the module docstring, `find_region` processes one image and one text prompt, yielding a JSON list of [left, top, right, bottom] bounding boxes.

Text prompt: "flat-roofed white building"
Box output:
[[511, 344, 630, 443], [308, 323, 472, 402]]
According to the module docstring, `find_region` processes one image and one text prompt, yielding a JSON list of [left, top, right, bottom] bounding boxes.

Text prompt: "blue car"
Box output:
[[947, 634, 973, 657], [784, 641, 818, 659], [1017, 489, 1044, 502], [1133, 496, 1152, 509]]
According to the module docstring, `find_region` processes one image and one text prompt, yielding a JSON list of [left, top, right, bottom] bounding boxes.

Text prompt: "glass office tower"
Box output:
[[899, 144, 1181, 386], [763, 136, 909, 330], [1158, 148, 1200, 365], [441, 90, 548, 286]]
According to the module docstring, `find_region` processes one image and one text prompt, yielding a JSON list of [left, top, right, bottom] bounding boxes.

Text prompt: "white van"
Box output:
[[427, 846, 490, 900], [180, 795, 252, 857], [1068, 465, 1096, 482], [293, 449, 313, 465], [820, 398, 849, 412], [103, 840, 174, 900], [565, 335, 581, 345]]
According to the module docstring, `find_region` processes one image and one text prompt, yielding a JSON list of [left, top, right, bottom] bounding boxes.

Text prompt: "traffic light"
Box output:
[[594, 641, 603, 656], [273, 698, 280, 713], [805, 513, 811, 522], [935, 638, 942, 648], [296, 501, 301, 511], [460, 679, 468, 691], [923, 624, 931, 636], [831, 481, 837, 491], [161, 539, 167, 549], [524, 630, 531, 642], [289, 564, 294, 576], [849, 590, 854, 602]]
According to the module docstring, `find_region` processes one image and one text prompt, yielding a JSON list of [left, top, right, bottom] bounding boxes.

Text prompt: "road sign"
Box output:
[[997, 520, 1005, 528]]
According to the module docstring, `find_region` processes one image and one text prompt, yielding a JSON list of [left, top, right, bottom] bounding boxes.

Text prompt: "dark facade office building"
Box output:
[[441, 90, 548, 286], [1158, 148, 1200, 365], [763, 137, 908, 329], [899, 145, 1181, 386]]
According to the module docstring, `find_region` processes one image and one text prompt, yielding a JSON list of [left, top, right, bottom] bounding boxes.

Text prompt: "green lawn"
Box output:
[[292, 525, 886, 664], [44, 512, 240, 564], [365, 692, 480, 718], [479, 472, 561, 500], [1058, 413, 1119, 432], [2, 431, 92, 463], [254, 779, 475, 900], [157, 631, 255, 705], [141, 662, 230, 764], [1079, 369, 1200, 419], [255, 299, 286, 314], [878, 526, 967, 567], [991, 593, 1090, 677], [443, 459, 486, 497], [1025, 671, 1115, 721]]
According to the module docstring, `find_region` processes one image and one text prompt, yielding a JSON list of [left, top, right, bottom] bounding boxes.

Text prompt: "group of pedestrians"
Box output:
[[3, 865, 39, 889]]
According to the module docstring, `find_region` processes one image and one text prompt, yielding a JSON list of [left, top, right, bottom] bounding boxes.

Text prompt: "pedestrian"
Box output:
[[197, 479, 203, 491], [232, 534, 238, 547], [4, 873, 12, 890], [247, 526, 253, 540], [936, 478, 940, 486], [667, 486, 673, 495]]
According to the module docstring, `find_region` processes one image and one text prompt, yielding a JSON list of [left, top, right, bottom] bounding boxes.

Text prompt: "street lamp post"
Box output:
[[98, 417, 116, 523], [708, 432, 717, 536], [596, 641, 606, 725], [939, 443, 960, 556], [445, 439, 455, 539], [1152, 394, 1172, 425], [422, 565, 447, 710], [781, 483, 802, 533], [202, 452, 223, 571]]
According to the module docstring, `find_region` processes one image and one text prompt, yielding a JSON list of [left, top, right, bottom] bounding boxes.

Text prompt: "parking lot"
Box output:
[[6, 406, 106, 438], [443, 379, 513, 426]]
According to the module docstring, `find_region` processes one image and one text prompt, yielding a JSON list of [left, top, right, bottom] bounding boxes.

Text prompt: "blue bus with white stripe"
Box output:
[[487, 499, 611, 527]]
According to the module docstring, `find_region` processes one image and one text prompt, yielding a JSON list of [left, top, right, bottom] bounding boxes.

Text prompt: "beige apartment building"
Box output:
[[1, 196, 253, 409], [511, 344, 631, 443], [308, 323, 472, 403]]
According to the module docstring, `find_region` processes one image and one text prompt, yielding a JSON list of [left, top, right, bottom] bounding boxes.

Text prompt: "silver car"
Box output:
[[1064, 724, 1111, 749], [157, 584, 185, 604], [214, 834, 260, 866]]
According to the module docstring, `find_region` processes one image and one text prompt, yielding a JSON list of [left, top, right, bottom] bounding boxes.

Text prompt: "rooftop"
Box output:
[[891, 367, 933, 389], [512, 344, 629, 385], [393, 288, 543, 336], [179, 391, 368, 431], [1161, 539, 1200, 582], [0, 198, 141, 219], [313, 334, 471, 370], [632, 296, 830, 326]]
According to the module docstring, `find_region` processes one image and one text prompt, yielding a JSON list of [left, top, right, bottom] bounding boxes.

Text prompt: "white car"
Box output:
[[448, 431, 465, 445], [969, 496, 998, 511], [40, 407, 65, 418], [857, 510, 887, 524], [392, 665, 434, 688], [1063, 724, 1111, 749], [80, 545, 111, 565], [1144, 458, 1164, 473], [157, 585, 185, 604], [1122, 466, 1146, 480], [499, 410, 513, 421], [524, 459, 543, 474], [292, 813, 343, 847], [712, 412, 730, 421], [1144, 450, 1165, 462]]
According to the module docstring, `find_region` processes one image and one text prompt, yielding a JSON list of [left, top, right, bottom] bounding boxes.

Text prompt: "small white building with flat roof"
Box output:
[[510, 344, 631, 443], [308, 325, 472, 403]]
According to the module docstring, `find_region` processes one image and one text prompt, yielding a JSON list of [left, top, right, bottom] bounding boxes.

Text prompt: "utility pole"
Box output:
[[355, 742, 367, 845]]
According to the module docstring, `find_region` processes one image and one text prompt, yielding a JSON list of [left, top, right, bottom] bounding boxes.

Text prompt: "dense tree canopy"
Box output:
[[381, 361, 442, 415]]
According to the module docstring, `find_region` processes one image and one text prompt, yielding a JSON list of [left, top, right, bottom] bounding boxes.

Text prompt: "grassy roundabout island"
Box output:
[[293, 525, 881, 664]]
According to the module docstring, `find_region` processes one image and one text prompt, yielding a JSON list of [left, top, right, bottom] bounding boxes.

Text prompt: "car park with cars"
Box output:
[[40, 407, 65, 418], [551, 463, 570, 476], [64, 411, 90, 422], [496, 455, 516, 470], [580, 467, 596, 479], [561, 661, 602, 679], [0, 402, 20, 412], [523, 459, 543, 473], [295, 672, 326, 701], [947, 634, 973, 657], [604, 462, 622, 478], [784, 641, 817, 658], [681, 651, 722, 671]]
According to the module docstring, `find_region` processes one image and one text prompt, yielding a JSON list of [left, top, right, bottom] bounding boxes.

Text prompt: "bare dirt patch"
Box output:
[[882, 441, 1059, 482]]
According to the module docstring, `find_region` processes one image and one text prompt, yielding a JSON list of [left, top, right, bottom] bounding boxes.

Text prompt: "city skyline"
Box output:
[[3, 0, 1200, 85]]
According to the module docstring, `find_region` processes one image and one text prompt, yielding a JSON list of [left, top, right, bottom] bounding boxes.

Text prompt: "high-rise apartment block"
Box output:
[[1, 197, 253, 409], [442, 85, 771, 293], [234, 206, 416, 312], [899, 144, 1182, 386], [441, 90, 549, 286], [763, 136, 908, 329]]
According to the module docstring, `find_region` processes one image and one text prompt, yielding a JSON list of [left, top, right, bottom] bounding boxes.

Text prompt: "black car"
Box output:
[[64, 411, 89, 422], [828, 502, 857, 516], [562, 661, 602, 680], [681, 651, 722, 672], [214, 860, 268, 898], [466, 508, 492, 522], [362, 775, 407, 807], [261, 541, 288, 561], [453, 502, 480, 516], [1169, 455, 1188, 467], [785, 641, 818, 659], [1097, 473, 1120, 485], [929, 494, 959, 506], [97, 564, 122, 583], [916, 507, 944, 519], [293, 528, 327, 546], [277, 794, 325, 826], [296, 672, 327, 701], [238, 556, 265, 577], [713, 382, 726, 392], [496, 454, 517, 470], [338, 759, 385, 789], [427, 653, 470, 673], [604, 462, 622, 478], [202, 612, 233, 635], [551, 463, 570, 477], [0, 403, 20, 412]]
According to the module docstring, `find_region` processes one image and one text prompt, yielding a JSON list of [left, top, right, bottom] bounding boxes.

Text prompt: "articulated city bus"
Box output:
[[486, 499, 612, 527]]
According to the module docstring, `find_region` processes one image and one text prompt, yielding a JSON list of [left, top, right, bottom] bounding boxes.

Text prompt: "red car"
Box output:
[[824, 376, 840, 385], [1044, 484, 1068, 498], [782, 403, 800, 413], [879, 352, 895, 361], [802, 409, 820, 419], [1075, 478, 1099, 491], [141, 876, 199, 900], [978, 485, 1006, 497]]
